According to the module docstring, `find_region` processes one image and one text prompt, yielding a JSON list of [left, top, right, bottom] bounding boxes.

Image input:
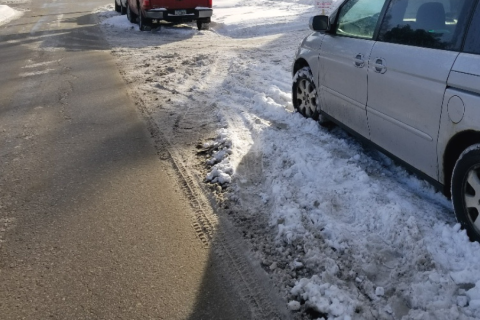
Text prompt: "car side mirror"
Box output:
[[309, 15, 330, 32]]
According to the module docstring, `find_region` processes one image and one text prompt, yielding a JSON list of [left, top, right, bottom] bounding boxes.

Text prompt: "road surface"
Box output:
[[0, 0, 282, 319]]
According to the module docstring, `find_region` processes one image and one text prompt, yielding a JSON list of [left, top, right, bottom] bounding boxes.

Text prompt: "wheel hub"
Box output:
[[294, 71, 319, 120], [463, 168, 480, 229]]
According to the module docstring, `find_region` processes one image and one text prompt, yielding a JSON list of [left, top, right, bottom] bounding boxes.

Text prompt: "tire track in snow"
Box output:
[[99, 22, 290, 318]]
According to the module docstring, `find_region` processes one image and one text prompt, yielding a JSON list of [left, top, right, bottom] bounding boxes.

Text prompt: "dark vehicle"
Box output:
[[126, 0, 212, 31], [114, 0, 127, 15]]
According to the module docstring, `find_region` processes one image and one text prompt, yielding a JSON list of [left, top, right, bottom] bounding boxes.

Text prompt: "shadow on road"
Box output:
[[0, 6, 297, 320]]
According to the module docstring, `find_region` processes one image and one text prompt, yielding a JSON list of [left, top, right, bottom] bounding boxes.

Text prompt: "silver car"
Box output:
[[292, 0, 480, 241]]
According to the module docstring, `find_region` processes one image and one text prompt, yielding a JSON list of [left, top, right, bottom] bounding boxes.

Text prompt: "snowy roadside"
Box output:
[[0, 5, 22, 26], [96, 1, 480, 319]]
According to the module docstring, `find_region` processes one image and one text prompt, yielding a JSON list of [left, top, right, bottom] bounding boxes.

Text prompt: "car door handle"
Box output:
[[374, 58, 387, 74], [354, 54, 365, 68]]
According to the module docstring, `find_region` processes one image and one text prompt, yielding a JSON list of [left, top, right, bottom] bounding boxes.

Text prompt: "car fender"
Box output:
[[293, 32, 325, 94]]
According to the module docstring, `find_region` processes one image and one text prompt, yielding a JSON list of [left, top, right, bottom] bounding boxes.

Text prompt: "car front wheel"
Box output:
[[452, 144, 480, 242], [292, 67, 320, 120]]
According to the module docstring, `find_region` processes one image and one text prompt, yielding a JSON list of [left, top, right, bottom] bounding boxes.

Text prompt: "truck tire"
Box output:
[[115, 0, 121, 12], [127, 3, 137, 23], [197, 20, 210, 30], [139, 10, 151, 31]]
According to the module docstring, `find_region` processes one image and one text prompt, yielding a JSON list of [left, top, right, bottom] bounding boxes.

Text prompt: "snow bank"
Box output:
[[0, 5, 21, 26], [215, 48, 480, 320], [211, 2, 314, 38]]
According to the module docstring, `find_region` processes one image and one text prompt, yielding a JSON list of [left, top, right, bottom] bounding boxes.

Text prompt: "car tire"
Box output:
[[197, 20, 210, 30], [120, 2, 127, 15], [139, 10, 151, 31], [292, 67, 321, 120], [115, 0, 121, 12], [127, 3, 137, 23], [451, 144, 480, 242]]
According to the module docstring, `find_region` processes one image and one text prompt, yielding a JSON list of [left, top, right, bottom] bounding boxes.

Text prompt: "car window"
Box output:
[[336, 0, 387, 39], [464, 1, 480, 54], [378, 0, 476, 51]]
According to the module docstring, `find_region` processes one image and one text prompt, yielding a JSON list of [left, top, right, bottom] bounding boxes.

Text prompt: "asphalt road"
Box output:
[[0, 1, 253, 319]]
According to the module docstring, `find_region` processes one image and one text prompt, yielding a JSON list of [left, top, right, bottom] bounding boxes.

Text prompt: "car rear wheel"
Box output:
[[139, 10, 151, 31], [197, 20, 210, 30], [127, 3, 137, 23], [292, 67, 320, 120], [452, 144, 480, 242]]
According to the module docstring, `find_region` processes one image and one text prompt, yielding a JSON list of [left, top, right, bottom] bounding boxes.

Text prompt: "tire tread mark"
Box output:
[[133, 94, 286, 320]]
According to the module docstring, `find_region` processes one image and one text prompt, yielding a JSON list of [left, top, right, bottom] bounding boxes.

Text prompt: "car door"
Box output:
[[319, 0, 387, 138], [366, 0, 475, 179]]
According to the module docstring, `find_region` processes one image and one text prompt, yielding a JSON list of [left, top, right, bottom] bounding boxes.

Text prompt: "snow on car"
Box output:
[[96, 0, 480, 319]]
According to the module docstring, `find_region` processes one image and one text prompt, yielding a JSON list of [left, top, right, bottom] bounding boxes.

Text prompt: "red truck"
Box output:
[[125, 0, 212, 31]]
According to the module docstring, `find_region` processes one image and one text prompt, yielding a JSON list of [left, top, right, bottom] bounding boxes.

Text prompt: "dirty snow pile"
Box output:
[[97, 0, 480, 319], [0, 5, 21, 26], [204, 50, 480, 319], [205, 128, 234, 185]]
